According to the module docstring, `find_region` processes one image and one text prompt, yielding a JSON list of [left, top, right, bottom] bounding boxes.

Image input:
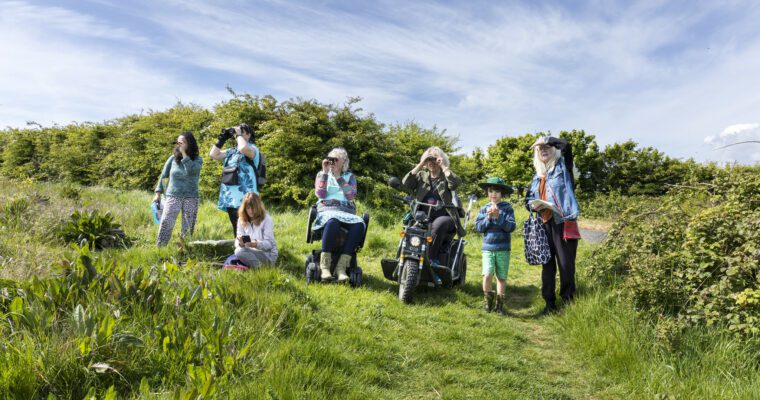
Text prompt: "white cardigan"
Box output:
[[235, 213, 278, 262]]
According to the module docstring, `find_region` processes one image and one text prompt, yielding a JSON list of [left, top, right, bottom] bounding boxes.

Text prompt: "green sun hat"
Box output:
[[478, 177, 513, 195]]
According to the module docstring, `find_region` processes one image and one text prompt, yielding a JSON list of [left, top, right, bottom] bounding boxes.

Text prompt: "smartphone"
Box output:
[[241, 235, 251, 243]]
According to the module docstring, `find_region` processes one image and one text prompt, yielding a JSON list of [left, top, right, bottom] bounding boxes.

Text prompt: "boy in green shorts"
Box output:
[[474, 177, 516, 314]]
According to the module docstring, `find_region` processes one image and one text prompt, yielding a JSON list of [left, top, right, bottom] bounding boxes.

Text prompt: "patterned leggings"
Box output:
[[157, 196, 199, 246]]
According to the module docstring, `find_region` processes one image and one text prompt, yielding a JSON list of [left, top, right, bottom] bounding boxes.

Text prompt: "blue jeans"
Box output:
[[321, 219, 364, 255]]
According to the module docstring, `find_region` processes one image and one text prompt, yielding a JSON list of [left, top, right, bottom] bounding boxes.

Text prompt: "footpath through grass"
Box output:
[[1, 179, 758, 399]]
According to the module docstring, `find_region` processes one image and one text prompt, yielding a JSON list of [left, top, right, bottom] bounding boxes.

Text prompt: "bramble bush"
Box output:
[[587, 166, 760, 337]]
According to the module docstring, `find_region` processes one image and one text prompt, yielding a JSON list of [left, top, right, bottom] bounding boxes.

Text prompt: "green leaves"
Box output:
[[587, 167, 760, 338], [57, 210, 130, 250]]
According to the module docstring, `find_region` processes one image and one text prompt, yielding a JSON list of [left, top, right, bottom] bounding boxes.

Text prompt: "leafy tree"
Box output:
[[483, 133, 541, 196]]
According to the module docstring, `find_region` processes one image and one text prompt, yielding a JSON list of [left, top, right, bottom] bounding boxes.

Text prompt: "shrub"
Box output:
[[587, 167, 760, 337], [0, 196, 30, 229], [57, 210, 131, 250], [59, 183, 82, 200]]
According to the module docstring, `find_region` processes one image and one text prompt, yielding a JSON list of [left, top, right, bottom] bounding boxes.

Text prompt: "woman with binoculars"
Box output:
[[209, 123, 261, 235], [312, 147, 366, 282], [402, 146, 465, 266]]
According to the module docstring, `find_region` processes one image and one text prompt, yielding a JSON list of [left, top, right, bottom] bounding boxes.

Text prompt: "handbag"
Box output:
[[523, 211, 551, 265], [563, 220, 581, 240], [221, 166, 239, 185]]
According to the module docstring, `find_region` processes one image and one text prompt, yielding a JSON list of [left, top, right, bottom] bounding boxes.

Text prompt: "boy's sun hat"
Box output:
[[478, 177, 512, 194]]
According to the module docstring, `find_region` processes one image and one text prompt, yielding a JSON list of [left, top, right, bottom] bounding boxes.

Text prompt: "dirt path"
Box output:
[[580, 228, 607, 244]]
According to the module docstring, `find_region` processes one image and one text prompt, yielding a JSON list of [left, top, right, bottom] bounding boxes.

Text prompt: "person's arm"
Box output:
[[235, 219, 246, 249], [210, 129, 231, 161], [498, 204, 517, 233], [315, 172, 329, 199], [154, 157, 173, 202], [255, 215, 276, 251], [209, 146, 226, 161], [337, 173, 358, 200], [239, 139, 256, 160], [402, 170, 420, 193], [547, 137, 574, 188], [442, 168, 461, 191], [474, 206, 491, 233]]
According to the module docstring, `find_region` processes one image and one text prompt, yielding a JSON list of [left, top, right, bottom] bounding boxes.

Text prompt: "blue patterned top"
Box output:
[[217, 143, 260, 210]]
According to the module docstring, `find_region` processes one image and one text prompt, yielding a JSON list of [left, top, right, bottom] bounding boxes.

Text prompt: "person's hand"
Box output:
[[250, 239, 257, 249], [321, 159, 331, 173], [153, 193, 161, 204], [217, 129, 230, 143], [436, 157, 448, 172]]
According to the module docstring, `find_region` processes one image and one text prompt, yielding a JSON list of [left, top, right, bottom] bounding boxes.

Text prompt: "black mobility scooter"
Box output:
[[304, 205, 369, 287], [381, 177, 476, 303]]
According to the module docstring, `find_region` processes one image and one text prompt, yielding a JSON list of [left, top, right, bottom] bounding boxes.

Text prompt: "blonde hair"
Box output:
[[533, 146, 562, 178], [328, 147, 350, 172], [238, 192, 267, 226], [422, 146, 450, 167]]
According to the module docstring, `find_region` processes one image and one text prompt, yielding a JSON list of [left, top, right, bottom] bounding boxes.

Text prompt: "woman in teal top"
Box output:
[[154, 131, 203, 246], [313, 147, 365, 282], [209, 123, 261, 235]]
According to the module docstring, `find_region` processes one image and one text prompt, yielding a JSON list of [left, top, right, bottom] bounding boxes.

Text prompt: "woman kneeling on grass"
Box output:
[[234, 192, 277, 268]]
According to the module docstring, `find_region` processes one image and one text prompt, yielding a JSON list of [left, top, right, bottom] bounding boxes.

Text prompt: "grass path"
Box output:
[[279, 217, 604, 399], [0, 179, 608, 398]]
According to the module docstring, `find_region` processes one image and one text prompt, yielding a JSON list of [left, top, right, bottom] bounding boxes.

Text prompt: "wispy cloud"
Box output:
[[705, 123, 760, 163], [1, 0, 759, 164]]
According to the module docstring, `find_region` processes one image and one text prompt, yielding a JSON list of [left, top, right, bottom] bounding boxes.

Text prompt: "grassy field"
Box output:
[[0, 179, 757, 399]]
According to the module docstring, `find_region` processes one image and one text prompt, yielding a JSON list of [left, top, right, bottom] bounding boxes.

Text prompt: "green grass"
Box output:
[[0, 178, 757, 399]]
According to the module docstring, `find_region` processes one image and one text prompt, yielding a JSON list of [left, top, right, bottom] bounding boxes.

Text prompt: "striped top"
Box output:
[[474, 201, 516, 251]]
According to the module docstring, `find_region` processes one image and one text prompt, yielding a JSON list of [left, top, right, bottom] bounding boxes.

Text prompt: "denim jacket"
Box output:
[[526, 157, 580, 224]]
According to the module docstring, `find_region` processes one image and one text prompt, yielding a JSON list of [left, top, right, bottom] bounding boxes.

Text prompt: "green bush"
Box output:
[[0, 196, 30, 229], [587, 166, 760, 337], [57, 210, 131, 250]]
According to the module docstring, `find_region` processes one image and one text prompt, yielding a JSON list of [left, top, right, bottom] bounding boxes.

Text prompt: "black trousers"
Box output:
[[227, 207, 239, 236], [429, 215, 456, 263], [541, 220, 578, 307]]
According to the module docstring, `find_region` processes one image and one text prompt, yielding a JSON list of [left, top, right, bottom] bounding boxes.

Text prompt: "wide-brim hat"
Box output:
[[478, 177, 512, 194]]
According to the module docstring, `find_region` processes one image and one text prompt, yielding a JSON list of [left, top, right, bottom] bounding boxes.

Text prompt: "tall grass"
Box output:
[[0, 178, 757, 399]]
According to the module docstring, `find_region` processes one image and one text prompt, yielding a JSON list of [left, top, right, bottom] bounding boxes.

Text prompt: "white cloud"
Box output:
[[1, 0, 759, 165], [720, 123, 759, 137], [704, 123, 760, 164]]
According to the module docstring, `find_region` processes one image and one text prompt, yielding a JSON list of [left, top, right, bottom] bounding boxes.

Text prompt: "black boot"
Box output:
[[483, 291, 495, 312], [494, 294, 506, 315]]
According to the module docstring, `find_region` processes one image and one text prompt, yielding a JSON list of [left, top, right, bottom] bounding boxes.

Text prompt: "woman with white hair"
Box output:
[[525, 136, 581, 315], [313, 147, 366, 282], [402, 146, 466, 267]]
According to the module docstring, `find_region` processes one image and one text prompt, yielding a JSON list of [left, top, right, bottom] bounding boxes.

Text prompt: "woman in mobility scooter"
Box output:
[[379, 147, 474, 303], [402, 147, 466, 264], [305, 148, 368, 284]]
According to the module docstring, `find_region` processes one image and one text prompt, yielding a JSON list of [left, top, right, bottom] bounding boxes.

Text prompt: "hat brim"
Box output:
[[478, 182, 513, 194]]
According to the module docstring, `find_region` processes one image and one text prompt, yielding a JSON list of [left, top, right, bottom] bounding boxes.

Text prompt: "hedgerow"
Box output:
[[587, 166, 760, 337]]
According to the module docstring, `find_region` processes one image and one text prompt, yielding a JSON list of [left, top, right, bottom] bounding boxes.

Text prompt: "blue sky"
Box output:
[[2, 0, 760, 163]]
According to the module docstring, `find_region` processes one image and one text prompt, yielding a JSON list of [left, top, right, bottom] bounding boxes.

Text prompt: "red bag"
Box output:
[[563, 220, 581, 240]]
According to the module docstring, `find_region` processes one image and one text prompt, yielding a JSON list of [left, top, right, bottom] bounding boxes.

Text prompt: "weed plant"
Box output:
[[0, 178, 757, 399]]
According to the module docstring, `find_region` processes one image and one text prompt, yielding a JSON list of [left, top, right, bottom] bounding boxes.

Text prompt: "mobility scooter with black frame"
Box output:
[[381, 177, 477, 303], [304, 205, 369, 287]]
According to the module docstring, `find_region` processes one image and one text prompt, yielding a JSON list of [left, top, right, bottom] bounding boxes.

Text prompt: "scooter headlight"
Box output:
[[409, 236, 422, 247]]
